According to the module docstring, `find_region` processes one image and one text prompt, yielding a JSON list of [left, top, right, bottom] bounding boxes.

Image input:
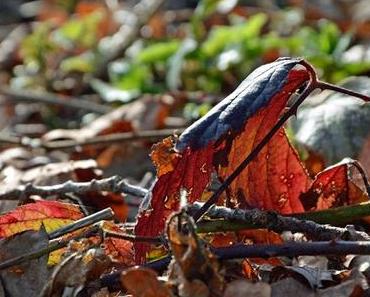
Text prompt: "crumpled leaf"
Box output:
[[135, 57, 311, 262], [290, 77, 370, 166], [120, 267, 172, 297], [0, 200, 82, 238], [41, 248, 111, 297], [0, 228, 51, 297], [270, 266, 345, 289], [166, 213, 224, 296], [299, 160, 369, 211], [271, 272, 366, 297], [103, 237, 134, 266], [223, 280, 271, 297], [359, 137, 370, 174]]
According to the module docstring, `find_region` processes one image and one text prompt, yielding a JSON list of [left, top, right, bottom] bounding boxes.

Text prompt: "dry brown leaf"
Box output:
[[223, 280, 271, 297], [0, 228, 51, 297], [120, 267, 172, 297]]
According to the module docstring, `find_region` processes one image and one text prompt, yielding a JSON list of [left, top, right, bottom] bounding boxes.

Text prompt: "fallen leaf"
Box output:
[[0, 228, 51, 297], [0, 200, 82, 238], [135, 58, 311, 262], [135, 58, 370, 265], [223, 280, 271, 297], [103, 238, 134, 267], [42, 94, 172, 143], [299, 160, 369, 211], [270, 266, 341, 289], [166, 213, 224, 296], [120, 267, 172, 297], [271, 277, 313, 297], [42, 248, 112, 297]]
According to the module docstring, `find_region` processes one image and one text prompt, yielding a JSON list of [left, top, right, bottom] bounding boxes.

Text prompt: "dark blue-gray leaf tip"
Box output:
[[175, 57, 304, 152]]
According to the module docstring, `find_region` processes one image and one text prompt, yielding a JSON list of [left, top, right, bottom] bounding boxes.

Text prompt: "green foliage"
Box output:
[[54, 11, 103, 49], [136, 41, 181, 64], [200, 13, 267, 58], [14, 0, 370, 99], [20, 23, 55, 71]]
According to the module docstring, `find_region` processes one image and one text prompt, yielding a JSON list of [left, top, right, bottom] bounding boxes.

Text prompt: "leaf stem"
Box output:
[[48, 208, 114, 239], [0, 227, 99, 271], [316, 81, 370, 102], [0, 86, 111, 114]]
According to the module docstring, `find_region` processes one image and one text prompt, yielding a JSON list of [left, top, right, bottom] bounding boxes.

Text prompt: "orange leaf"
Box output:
[[150, 137, 179, 176], [121, 267, 172, 297], [104, 238, 134, 267]]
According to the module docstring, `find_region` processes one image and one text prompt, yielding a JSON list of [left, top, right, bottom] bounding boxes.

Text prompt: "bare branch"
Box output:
[[192, 202, 370, 241], [104, 230, 162, 244], [99, 240, 370, 290], [215, 240, 370, 259], [41, 128, 185, 150], [0, 128, 185, 150], [0, 86, 112, 114], [0, 175, 148, 201]]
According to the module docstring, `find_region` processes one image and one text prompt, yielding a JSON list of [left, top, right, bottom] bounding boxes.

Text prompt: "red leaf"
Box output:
[[134, 58, 370, 265], [0, 201, 83, 238], [300, 162, 369, 211], [216, 71, 310, 213], [135, 58, 311, 263], [104, 237, 134, 267]]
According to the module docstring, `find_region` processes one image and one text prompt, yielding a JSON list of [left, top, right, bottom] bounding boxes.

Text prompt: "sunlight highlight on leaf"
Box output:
[[0, 201, 83, 238]]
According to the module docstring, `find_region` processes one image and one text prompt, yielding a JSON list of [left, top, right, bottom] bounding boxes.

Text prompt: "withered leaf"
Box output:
[[0, 228, 51, 297]]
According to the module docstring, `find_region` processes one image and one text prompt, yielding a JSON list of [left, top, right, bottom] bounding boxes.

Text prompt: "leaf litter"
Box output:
[[0, 1, 370, 296]]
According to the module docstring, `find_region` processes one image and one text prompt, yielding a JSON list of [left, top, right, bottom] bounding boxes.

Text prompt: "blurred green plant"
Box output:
[[12, 0, 370, 110]]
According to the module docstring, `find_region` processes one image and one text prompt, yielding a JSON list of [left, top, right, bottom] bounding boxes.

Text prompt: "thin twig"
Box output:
[[0, 86, 112, 114], [191, 202, 370, 241], [0, 175, 148, 201], [0, 128, 185, 150], [99, 240, 370, 290], [0, 226, 99, 271], [351, 159, 370, 196], [41, 128, 185, 150], [49, 208, 114, 239], [104, 230, 163, 244]]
